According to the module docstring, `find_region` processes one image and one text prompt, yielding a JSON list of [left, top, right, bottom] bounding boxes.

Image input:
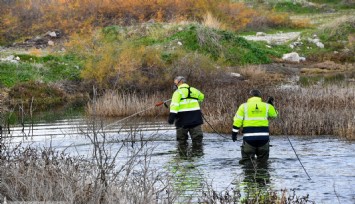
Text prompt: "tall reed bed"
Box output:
[[275, 86, 355, 140], [87, 82, 355, 140], [86, 90, 169, 117], [203, 84, 355, 140]]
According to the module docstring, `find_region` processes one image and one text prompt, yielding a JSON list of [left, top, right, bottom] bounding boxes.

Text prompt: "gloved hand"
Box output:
[[232, 132, 238, 142], [267, 96, 274, 106], [168, 113, 175, 125], [163, 101, 169, 108]]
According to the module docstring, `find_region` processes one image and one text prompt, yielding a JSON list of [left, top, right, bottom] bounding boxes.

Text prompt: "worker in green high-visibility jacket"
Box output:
[[232, 89, 278, 164], [168, 76, 205, 148]]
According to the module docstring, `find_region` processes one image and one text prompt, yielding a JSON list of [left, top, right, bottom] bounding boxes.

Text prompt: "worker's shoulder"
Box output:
[[238, 102, 247, 108]]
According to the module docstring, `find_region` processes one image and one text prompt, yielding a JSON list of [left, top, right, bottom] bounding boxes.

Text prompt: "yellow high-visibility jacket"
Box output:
[[169, 83, 204, 128], [233, 97, 278, 141]]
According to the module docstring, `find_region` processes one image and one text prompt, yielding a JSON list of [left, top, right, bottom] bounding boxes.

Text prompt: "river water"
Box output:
[[3, 116, 355, 204]]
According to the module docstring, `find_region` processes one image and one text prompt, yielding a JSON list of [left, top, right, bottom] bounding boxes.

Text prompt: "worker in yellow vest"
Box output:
[[168, 76, 204, 148], [232, 89, 278, 164]]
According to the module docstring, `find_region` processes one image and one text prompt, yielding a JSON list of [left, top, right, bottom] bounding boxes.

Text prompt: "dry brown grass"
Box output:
[[234, 65, 286, 84], [203, 12, 223, 30], [1, 146, 95, 202], [300, 61, 355, 75], [85, 66, 355, 141], [238, 65, 267, 78], [86, 90, 169, 117], [202, 84, 355, 140]]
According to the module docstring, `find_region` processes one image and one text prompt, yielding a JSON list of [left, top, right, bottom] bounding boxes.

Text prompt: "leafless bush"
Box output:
[[0, 145, 95, 202], [198, 179, 313, 204], [0, 142, 176, 203], [0, 89, 178, 203]]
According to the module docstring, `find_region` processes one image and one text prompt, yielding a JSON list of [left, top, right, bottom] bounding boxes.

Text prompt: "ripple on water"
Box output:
[[4, 120, 355, 204]]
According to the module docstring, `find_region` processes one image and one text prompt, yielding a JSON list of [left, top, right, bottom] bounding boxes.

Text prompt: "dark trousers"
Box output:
[[176, 125, 203, 159], [240, 140, 269, 164], [176, 125, 203, 145]]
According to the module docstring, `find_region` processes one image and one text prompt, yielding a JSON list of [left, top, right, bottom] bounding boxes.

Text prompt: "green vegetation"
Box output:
[[0, 54, 82, 88], [272, 0, 354, 14], [166, 26, 275, 64], [299, 73, 347, 87], [273, 2, 323, 14]]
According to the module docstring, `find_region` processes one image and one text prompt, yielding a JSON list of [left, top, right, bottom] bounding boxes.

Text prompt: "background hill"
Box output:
[[0, 0, 354, 109]]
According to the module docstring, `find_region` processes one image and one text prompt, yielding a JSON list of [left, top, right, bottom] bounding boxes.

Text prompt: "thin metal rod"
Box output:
[[103, 106, 156, 129], [286, 136, 312, 180], [103, 99, 171, 130], [281, 116, 312, 180], [202, 113, 242, 141]]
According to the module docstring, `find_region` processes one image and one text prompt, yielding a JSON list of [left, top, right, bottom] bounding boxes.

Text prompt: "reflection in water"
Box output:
[[166, 141, 205, 202], [177, 141, 204, 160], [239, 160, 271, 200], [241, 160, 270, 188]]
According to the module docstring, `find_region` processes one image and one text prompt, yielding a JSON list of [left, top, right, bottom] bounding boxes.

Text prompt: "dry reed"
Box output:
[[86, 91, 169, 117], [86, 76, 355, 140], [203, 84, 355, 140], [203, 12, 223, 30]]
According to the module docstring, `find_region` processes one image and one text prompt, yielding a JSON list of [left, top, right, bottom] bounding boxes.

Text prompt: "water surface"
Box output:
[[4, 116, 355, 204]]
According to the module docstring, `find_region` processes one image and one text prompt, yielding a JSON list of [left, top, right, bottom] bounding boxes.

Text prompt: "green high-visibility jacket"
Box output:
[[233, 97, 278, 141], [169, 83, 204, 128]]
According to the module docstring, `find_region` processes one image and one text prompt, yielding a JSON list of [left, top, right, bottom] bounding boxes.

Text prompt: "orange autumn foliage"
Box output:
[[0, 0, 296, 44]]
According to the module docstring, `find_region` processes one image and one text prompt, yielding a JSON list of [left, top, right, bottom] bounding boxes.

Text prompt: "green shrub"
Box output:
[[0, 54, 82, 88], [0, 62, 38, 87], [273, 2, 321, 14], [167, 25, 275, 65], [324, 73, 346, 84]]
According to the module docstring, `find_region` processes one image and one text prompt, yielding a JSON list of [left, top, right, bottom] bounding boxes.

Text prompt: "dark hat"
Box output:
[[250, 89, 261, 97]]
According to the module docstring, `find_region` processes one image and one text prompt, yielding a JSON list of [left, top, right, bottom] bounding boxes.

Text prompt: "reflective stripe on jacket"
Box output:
[[232, 97, 277, 140], [169, 83, 204, 128]]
